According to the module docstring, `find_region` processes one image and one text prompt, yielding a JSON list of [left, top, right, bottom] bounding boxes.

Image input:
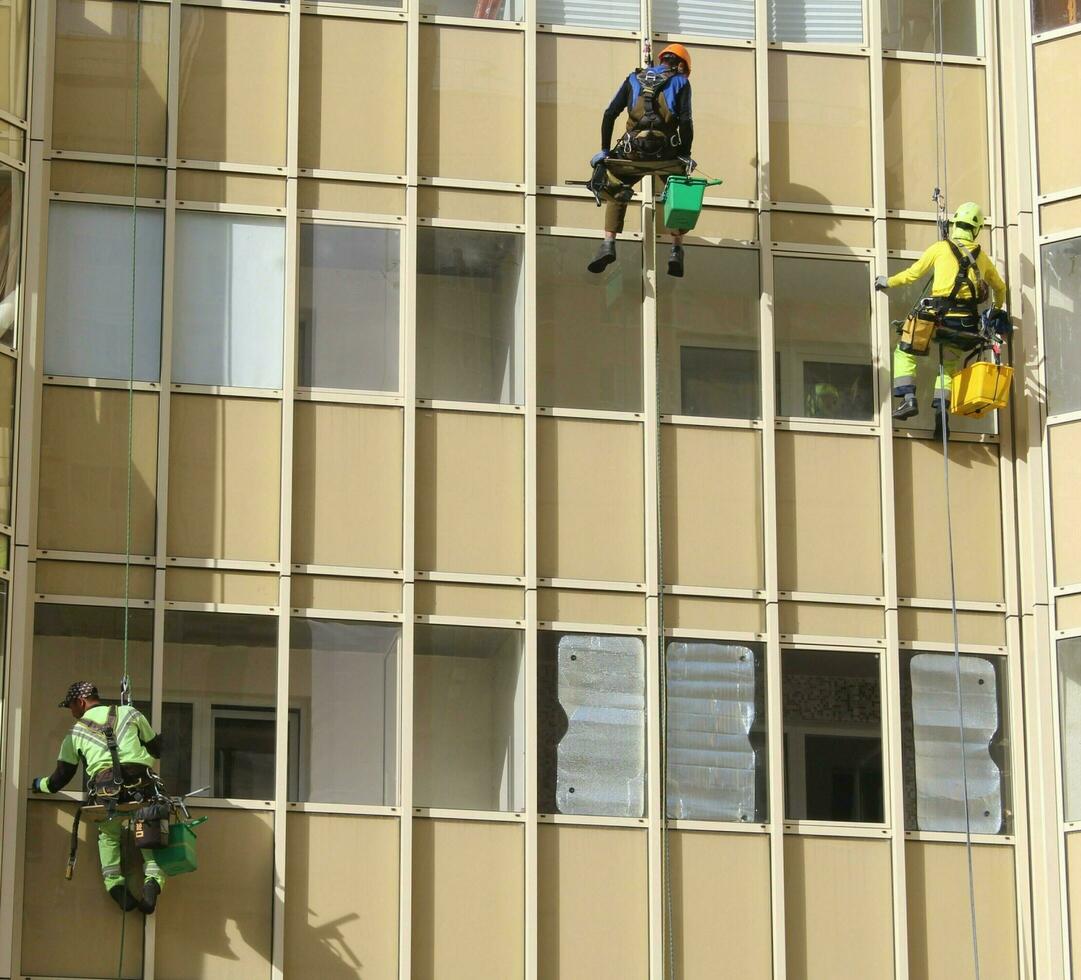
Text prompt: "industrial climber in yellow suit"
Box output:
[[875, 202, 1008, 425]]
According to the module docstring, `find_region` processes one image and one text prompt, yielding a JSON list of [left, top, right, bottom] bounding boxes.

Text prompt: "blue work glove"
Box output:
[[31, 777, 42, 793], [874, 275, 889, 291], [590, 150, 609, 168]]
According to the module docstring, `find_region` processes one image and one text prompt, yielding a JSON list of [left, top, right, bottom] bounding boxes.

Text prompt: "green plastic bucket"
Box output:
[[662, 175, 723, 232], [152, 817, 207, 877]]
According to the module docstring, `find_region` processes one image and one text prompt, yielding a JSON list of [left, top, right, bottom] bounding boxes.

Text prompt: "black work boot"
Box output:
[[140, 879, 161, 915], [587, 239, 617, 274], [667, 244, 685, 278], [109, 883, 140, 911], [892, 393, 918, 421]]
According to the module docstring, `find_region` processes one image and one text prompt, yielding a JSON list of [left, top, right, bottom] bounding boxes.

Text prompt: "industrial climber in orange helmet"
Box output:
[[587, 43, 695, 278]]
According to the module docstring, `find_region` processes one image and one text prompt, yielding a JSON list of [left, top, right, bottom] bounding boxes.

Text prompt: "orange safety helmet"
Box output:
[[656, 43, 691, 75]]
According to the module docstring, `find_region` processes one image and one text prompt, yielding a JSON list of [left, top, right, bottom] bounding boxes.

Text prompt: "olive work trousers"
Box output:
[[99, 815, 165, 892], [602, 157, 686, 234]]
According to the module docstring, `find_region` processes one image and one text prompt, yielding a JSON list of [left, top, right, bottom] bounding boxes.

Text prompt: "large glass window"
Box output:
[[658, 245, 761, 419], [173, 212, 285, 389], [289, 619, 399, 806], [537, 236, 643, 412], [44, 202, 163, 381], [0, 166, 22, 348], [417, 227, 524, 405], [164, 611, 281, 801], [666, 640, 768, 822], [537, 0, 639, 31], [413, 624, 524, 812], [882, 0, 981, 56], [420, 0, 524, 19], [774, 257, 873, 420], [902, 651, 1009, 833], [1042, 237, 1081, 417], [539, 631, 646, 818], [768, 0, 864, 43], [652, 0, 755, 37], [298, 223, 400, 393], [1034, 0, 1081, 32], [782, 649, 883, 823], [1058, 637, 1081, 821]]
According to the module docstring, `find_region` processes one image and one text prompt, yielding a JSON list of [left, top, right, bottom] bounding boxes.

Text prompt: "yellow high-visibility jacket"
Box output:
[[887, 238, 1007, 307]]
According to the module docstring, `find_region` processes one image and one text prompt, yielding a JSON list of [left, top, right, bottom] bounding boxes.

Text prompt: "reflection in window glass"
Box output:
[[537, 0, 638, 31], [768, 0, 863, 42], [164, 611, 279, 801], [539, 631, 646, 818], [299, 223, 400, 393], [1042, 237, 1081, 417], [30, 605, 153, 784], [289, 619, 399, 806], [1059, 638, 1081, 822], [653, 0, 755, 38], [417, 228, 525, 405], [882, 0, 981, 56], [420, 0, 523, 19], [44, 202, 163, 381], [0, 167, 22, 348], [774, 257, 873, 420], [414, 624, 524, 811], [1034, 0, 1081, 32], [173, 212, 285, 389], [782, 649, 883, 823], [666, 640, 768, 822], [0, 355, 13, 525], [901, 651, 1009, 833], [537, 236, 643, 412], [659, 245, 760, 419]]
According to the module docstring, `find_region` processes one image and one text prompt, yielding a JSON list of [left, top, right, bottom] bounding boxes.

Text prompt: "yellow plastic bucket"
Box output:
[[661, 176, 723, 232], [950, 362, 1013, 419]]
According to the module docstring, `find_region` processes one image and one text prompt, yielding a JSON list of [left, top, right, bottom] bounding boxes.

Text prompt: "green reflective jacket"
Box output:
[[41, 704, 157, 792]]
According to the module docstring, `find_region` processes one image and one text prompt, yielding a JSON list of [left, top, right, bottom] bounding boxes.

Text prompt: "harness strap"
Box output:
[[942, 240, 983, 317], [65, 805, 84, 880]]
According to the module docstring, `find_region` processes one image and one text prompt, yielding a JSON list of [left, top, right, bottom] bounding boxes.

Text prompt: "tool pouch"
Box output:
[[898, 310, 936, 355], [133, 802, 173, 849]]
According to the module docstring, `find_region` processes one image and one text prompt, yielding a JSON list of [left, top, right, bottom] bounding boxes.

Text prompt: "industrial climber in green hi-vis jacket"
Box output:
[[31, 681, 166, 914]]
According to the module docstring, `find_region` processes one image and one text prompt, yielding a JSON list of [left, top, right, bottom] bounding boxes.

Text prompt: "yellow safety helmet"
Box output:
[[949, 202, 985, 242]]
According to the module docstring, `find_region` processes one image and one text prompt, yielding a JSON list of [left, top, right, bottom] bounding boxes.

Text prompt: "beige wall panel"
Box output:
[[662, 425, 763, 590], [538, 825, 648, 979], [285, 814, 398, 978], [906, 842, 1019, 980], [768, 52, 872, 208], [672, 831, 772, 980], [894, 439, 1004, 601], [677, 45, 757, 201], [887, 218, 939, 253], [0, 0, 29, 120], [418, 187, 524, 224], [665, 206, 758, 241], [776, 432, 883, 596], [176, 171, 286, 208], [771, 211, 874, 248], [779, 601, 885, 638], [415, 581, 524, 620], [38, 387, 157, 555], [165, 568, 279, 606], [1068, 833, 1081, 978], [537, 194, 640, 233], [1058, 593, 1081, 632], [898, 607, 1006, 647], [299, 16, 406, 175], [52, 0, 168, 156], [50, 160, 166, 198], [784, 836, 894, 980], [1040, 196, 1081, 236], [537, 34, 637, 189], [178, 8, 288, 166], [418, 26, 523, 183], [416, 409, 523, 575], [1051, 422, 1081, 586], [22, 801, 145, 978], [298, 178, 407, 216], [167, 395, 281, 562], [664, 595, 765, 633], [291, 574, 403, 613], [1034, 34, 1081, 195], [156, 809, 274, 979], [292, 403, 403, 570], [538, 588, 645, 627], [412, 819, 524, 980], [884, 61, 989, 212], [35, 559, 154, 598], [538, 417, 644, 584]]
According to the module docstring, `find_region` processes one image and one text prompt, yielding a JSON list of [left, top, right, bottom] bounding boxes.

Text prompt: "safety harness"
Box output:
[[616, 67, 681, 161]]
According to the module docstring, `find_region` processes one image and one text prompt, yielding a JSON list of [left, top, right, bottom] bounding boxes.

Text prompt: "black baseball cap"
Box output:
[[59, 681, 98, 708]]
